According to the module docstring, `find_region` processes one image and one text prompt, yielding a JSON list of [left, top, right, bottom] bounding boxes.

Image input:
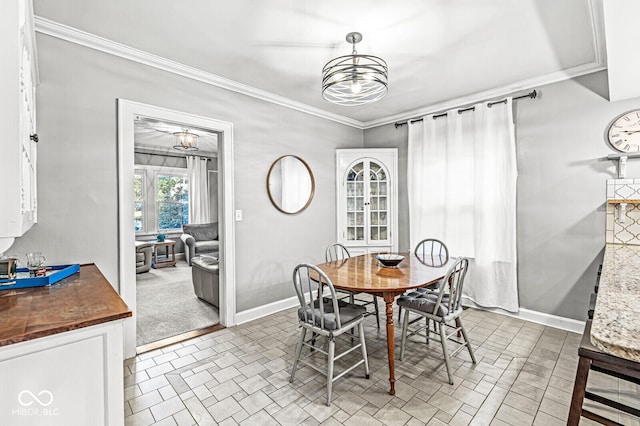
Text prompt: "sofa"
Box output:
[[181, 222, 219, 266], [135, 241, 153, 274], [191, 256, 219, 307]]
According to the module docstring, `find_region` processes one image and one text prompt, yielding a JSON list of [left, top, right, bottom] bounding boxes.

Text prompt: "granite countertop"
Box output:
[[591, 244, 640, 362], [0, 264, 131, 346]]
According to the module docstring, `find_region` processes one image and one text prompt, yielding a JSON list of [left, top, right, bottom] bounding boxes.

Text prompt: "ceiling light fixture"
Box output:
[[322, 32, 388, 106], [172, 130, 199, 151]]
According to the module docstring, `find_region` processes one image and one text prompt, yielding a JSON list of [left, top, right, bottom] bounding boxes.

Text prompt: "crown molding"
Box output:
[[35, 16, 607, 132], [34, 16, 365, 130]]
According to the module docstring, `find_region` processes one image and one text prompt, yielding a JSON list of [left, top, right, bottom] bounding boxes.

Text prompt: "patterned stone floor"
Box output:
[[124, 305, 640, 425]]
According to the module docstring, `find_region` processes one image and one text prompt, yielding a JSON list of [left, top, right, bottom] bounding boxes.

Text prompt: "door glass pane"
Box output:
[[356, 212, 364, 225], [380, 227, 387, 240], [371, 227, 379, 240], [379, 197, 387, 211], [356, 227, 364, 240], [380, 212, 387, 225]]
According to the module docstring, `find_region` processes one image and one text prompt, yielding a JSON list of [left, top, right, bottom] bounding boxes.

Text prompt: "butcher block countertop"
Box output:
[[0, 264, 131, 346], [591, 244, 640, 362]]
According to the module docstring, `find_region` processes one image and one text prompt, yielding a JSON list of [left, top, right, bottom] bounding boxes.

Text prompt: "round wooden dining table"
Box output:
[[316, 252, 454, 395]]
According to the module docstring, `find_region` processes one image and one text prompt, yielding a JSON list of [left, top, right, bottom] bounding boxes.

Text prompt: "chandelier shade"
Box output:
[[322, 32, 388, 106], [172, 130, 199, 151]]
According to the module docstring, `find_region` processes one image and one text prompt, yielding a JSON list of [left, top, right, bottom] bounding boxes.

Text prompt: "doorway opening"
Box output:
[[118, 100, 236, 359]]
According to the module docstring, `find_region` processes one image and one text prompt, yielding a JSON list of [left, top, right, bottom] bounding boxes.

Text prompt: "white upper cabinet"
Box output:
[[336, 149, 398, 256], [0, 0, 38, 250]]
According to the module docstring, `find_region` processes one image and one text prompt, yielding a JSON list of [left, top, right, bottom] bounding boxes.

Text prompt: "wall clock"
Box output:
[[608, 110, 640, 153]]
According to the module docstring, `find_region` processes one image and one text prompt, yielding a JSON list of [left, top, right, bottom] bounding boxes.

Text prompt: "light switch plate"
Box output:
[[235, 210, 243, 221]]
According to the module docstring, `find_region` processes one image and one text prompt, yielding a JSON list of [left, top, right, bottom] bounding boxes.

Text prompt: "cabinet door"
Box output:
[[367, 160, 390, 245], [0, 0, 38, 240]]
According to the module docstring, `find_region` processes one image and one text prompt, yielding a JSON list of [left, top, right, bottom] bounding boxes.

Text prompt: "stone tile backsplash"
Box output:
[[606, 178, 640, 245]]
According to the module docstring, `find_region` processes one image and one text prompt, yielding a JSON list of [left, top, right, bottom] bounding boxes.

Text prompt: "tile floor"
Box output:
[[124, 305, 640, 425]]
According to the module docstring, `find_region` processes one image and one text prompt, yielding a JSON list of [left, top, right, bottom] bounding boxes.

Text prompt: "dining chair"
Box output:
[[289, 263, 370, 406], [325, 243, 380, 328], [397, 238, 450, 322], [397, 257, 476, 385]]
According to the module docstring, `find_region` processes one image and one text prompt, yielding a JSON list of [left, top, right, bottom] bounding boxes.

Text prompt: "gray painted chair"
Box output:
[[325, 243, 380, 328], [398, 257, 476, 384], [398, 238, 450, 321], [289, 263, 370, 406]]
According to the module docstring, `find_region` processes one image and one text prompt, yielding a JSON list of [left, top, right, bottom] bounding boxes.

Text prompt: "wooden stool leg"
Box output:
[[568, 356, 591, 425]]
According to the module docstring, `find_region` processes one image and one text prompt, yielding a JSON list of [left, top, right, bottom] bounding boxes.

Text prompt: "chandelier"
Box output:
[[172, 130, 199, 151], [322, 32, 388, 106]]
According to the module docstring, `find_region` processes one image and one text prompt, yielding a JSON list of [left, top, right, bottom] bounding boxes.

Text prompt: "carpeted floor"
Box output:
[[136, 260, 219, 347]]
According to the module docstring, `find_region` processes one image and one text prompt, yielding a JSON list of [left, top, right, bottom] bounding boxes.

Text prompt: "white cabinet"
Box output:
[[0, 0, 39, 251], [336, 149, 398, 255], [0, 322, 126, 426]]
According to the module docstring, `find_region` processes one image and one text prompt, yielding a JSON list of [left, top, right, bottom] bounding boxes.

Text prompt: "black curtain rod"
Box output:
[[394, 89, 537, 128]]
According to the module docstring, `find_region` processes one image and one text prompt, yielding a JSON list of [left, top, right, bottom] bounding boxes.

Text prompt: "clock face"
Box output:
[[608, 110, 640, 153]]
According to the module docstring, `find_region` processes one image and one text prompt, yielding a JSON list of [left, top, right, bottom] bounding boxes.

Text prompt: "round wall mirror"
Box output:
[[267, 155, 315, 214]]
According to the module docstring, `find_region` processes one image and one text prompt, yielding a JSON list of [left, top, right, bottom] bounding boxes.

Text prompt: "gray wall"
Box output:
[[364, 71, 640, 321], [9, 34, 363, 312]]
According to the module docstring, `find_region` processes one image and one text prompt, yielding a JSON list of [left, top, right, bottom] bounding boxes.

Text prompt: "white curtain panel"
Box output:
[[407, 99, 518, 312], [186, 156, 210, 224]]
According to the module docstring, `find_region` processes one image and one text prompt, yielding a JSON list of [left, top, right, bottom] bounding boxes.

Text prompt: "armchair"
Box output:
[[181, 222, 219, 266], [135, 241, 153, 274]]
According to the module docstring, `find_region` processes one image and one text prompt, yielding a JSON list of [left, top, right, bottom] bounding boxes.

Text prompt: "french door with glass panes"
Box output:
[[336, 149, 398, 256]]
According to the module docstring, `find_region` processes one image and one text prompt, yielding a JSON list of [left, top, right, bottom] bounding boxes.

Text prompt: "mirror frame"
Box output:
[[266, 155, 316, 215]]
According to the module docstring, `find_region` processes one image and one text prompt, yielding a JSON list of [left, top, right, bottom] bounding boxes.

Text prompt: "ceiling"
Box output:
[[134, 118, 218, 156], [33, 0, 605, 127]]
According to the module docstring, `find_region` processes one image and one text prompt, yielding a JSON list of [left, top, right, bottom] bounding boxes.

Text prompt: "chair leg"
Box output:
[[290, 327, 307, 383], [326, 337, 336, 406], [358, 322, 370, 379], [373, 295, 380, 329], [438, 322, 453, 385], [426, 318, 430, 344], [397, 306, 402, 323], [568, 356, 591, 425], [310, 332, 317, 352], [400, 309, 410, 361], [458, 318, 476, 364]]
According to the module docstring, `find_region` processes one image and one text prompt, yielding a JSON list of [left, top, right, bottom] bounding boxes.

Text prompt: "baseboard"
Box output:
[[234, 294, 586, 334], [461, 296, 585, 334], [234, 295, 299, 326]]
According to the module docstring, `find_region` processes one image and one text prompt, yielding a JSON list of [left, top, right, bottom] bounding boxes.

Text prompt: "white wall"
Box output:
[[8, 34, 363, 312], [364, 71, 640, 321]]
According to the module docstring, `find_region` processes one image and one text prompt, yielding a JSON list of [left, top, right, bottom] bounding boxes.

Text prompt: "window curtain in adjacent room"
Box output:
[[186, 156, 210, 224], [407, 99, 518, 312]]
